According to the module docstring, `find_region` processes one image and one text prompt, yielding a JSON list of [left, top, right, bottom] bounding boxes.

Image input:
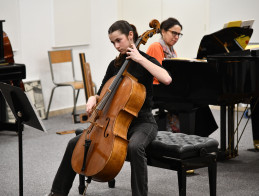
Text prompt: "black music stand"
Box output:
[[0, 82, 46, 196]]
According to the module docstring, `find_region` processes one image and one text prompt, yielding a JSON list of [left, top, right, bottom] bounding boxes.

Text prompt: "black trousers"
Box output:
[[50, 111, 157, 196], [194, 106, 218, 137]]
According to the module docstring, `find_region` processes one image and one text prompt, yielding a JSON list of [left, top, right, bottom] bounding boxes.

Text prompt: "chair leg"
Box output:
[[78, 174, 86, 195], [72, 89, 81, 123], [75, 89, 80, 103], [108, 179, 116, 188], [177, 167, 187, 196], [45, 86, 57, 119], [72, 88, 76, 116], [208, 159, 217, 196], [72, 89, 80, 115]]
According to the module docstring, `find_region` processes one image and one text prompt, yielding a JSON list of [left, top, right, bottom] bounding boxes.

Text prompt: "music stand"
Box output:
[[0, 82, 46, 196]]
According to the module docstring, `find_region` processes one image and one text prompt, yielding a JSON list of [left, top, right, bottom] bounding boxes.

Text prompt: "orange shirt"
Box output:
[[146, 42, 164, 65], [146, 42, 165, 84], [147, 42, 177, 84]]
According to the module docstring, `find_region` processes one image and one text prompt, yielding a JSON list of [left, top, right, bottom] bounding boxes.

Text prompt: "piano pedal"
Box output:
[[186, 170, 195, 174], [254, 140, 259, 150], [244, 108, 251, 118]]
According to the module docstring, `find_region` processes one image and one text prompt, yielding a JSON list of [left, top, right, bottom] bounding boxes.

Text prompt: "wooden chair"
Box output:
[[45, 49, 84, 122], [79, 53, 96, 99], [77, 53, 96, 123]]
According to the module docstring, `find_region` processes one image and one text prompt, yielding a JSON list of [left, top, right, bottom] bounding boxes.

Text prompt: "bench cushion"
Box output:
[[148, 131, 219, 159]]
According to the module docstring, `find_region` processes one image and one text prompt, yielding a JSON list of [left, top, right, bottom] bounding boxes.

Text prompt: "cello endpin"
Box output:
[[83, 182, 90, 196], [83, 177, 92, 195]]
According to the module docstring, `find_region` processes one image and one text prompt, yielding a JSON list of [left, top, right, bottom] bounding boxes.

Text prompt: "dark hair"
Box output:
[[109, 20, 139, 67], [160, 17, 183, 33], [108, 20, 138, 42]]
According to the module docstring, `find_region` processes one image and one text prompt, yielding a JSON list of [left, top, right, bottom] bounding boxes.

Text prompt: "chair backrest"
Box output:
[[79, 53, 95, 101], [48, 49, 75, 84]]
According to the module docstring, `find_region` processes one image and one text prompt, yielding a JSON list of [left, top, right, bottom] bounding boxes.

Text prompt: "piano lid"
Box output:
[[197, 27, 253, 59]]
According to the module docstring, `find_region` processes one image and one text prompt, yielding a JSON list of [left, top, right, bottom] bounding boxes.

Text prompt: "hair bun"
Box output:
[[130, 24, 136, 31], [130, 24, 138, 42]]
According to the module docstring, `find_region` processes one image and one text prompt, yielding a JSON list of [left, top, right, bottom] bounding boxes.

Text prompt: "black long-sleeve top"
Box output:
[[97, 50, 161, 113]]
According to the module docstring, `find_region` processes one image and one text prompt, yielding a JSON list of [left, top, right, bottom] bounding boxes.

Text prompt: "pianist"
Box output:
[[147, 17, 181, 84], [147, 17, 182, 132], [147, 17, 218, 137]]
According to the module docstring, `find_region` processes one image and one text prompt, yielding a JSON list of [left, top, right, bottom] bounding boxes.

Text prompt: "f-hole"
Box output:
[[104, 117, 110, 138]]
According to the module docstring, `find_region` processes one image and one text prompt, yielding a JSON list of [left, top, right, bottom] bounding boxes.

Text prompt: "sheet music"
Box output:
[[164, 57, 207, 63], [241, 20, 254, 28], [223, 19, 254, 29]]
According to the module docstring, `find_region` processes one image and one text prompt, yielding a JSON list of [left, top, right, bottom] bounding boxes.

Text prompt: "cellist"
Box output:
[[46, 20, 171, 196]]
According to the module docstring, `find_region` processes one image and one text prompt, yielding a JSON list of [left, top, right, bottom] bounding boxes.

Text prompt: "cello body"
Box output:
[[71, 73, 146, 182]]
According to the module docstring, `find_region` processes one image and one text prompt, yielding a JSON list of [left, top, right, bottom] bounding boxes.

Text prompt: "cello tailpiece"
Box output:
[[81, 139, 92, 172]]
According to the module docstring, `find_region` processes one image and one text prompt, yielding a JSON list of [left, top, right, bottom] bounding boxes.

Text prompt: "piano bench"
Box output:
[[75, 130, 218, 196], [146, 131, 218, 196]]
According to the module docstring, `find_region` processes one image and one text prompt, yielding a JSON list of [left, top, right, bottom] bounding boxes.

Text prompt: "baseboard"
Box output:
[[48, 105, 86, 117]]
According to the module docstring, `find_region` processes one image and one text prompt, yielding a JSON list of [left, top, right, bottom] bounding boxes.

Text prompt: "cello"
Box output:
[[3, 31, 15, 64], [1, 30, 24, 90], [71, 19, 160, 183]]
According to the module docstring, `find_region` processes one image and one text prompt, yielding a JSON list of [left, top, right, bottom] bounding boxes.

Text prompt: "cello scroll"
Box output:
[[136, 19, 160, 48]]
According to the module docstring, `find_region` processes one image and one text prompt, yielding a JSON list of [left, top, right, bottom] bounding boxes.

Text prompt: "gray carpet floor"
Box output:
[[0, 108, 259, 196]]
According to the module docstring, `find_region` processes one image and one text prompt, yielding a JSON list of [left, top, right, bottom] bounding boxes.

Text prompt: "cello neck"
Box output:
[[96, 19, 160, 112], [96, 59, 130, 111]]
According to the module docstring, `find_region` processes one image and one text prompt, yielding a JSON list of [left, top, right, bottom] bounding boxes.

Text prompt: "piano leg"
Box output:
[[228, 104, 237, 158], [218, 105, 238, 160], [250, 97, 259, 150], [219, 106, 226, 158], [0, 93, 6, 124]]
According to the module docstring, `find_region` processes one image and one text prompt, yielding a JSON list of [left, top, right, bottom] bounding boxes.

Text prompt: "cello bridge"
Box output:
[[88, 121, 103, 128]]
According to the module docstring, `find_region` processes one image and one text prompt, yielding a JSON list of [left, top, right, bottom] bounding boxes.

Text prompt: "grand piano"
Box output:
[[0, 20, 26, 131], [153, 25, 259, 159]]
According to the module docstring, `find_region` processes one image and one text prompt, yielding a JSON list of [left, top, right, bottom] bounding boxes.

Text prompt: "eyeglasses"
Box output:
[[168, 30, 183, 38]]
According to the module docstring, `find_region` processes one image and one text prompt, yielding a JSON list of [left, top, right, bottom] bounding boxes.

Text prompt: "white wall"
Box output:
[[209, 0, 259, 43], [0, 0, 20, 51], [118, 0, 209, 58], [1, 0, 259, 113], [1, 0, 119, 112]]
